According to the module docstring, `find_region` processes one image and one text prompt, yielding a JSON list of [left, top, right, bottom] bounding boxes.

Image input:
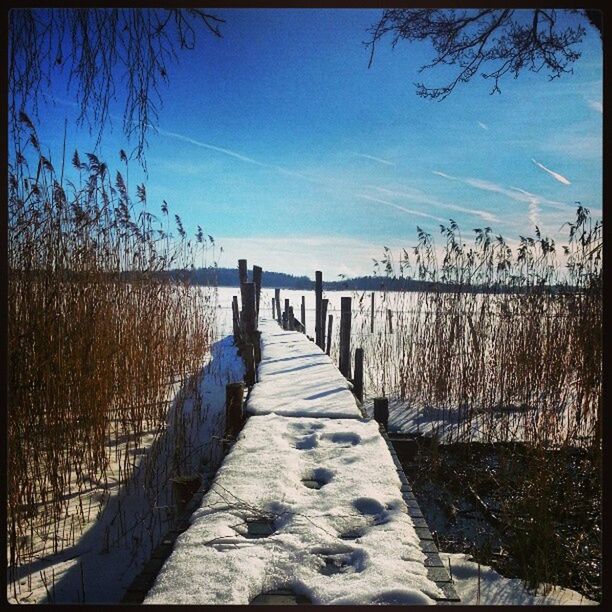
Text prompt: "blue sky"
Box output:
[[27, 9, 602, 278]]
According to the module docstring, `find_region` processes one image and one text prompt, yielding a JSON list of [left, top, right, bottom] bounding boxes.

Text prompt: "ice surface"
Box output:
[[144, 414, 441, 604]]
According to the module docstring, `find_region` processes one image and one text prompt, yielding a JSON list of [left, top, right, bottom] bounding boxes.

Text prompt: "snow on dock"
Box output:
[[143, 319, 450, 605]]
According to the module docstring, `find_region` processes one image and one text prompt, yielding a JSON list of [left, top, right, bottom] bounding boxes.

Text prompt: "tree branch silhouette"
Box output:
[[366, 9, 599, 100]]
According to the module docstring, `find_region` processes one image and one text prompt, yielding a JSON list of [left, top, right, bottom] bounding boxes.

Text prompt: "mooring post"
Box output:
[[321, 298, 329, 349], [373, 397, 389, 431], [225, 382, 245, 439], [232, 295, 240, 343], [243, 343, 256, 387], [284, 298, 290, 330], [315, 271, 323, 349], [387, 308, 393, 334], [274, 288, 282, 325], [339, 296, 352, 379], [252, 265, 262, 323], [353, 348, 364, 402], [242, 282, 256, 341], [301, 296, 306, 333], [271, 297, 275, 319], [370, 292, 375, 334], [288, 306, 295, 331], [326, 314, 333, 355]]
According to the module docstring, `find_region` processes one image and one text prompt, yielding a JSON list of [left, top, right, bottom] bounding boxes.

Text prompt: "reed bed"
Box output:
[[338, 209, 602, 449], [7, 114, 217, 582]]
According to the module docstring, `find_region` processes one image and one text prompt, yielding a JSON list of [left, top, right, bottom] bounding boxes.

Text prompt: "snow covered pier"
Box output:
[[143, 319, 459, 605]]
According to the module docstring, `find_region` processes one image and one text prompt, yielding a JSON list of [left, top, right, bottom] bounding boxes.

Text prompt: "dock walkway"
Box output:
[[143, 319, 459, 605]]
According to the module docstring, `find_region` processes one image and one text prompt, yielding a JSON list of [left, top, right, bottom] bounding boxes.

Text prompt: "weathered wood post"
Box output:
[[326, 314, 333, 355], [242, 282, 256, 340], [373, 397, 389, 431], [288, 306, 295, 331], [339, 297, 352, 379], [387, 309, 393, 334], [301, 296, 306, 333], [284, 298, 290, 330], [321, 298, 328, 350], [315, 271, 323, 348], [243, 344, 256, 387], [232, 295, 240, 342], [238, 259, 248, 337], [225, 382, 245, 439], [252, 265, 262, 323], [353, 348, 364, 402], [275, 288, 282, 325], [370, 292, 375, 334], [271, 298, 275, 319]]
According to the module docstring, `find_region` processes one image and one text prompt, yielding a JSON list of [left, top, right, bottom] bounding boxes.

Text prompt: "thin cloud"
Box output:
[[354, 153, 396, 166], [478, 121, 489, 130], [356, 194, 446, 222], [433, 170, 572, 211], [372, 186, 499, 224], [154, 126, 321, 185], [531, 159, 571, 185]]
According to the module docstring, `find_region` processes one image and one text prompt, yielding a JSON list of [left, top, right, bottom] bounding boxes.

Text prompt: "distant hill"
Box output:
[[158, 267, 577, 295]]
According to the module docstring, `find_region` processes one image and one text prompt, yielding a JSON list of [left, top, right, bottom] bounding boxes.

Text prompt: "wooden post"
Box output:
[[242, 282, 256, 342], [252, 265, 262, 323], [326, 314, 333, 355], [225, 382, 245, 438], [339, 297, 352, 379], [373, 397, 389, 431], [274, 288, 282, 325], [353, 348, 364, 402], [387, 309, 393, 334], [284, 298, 290, 330], [271, 298, 275, 319], [238, 259, 248, 338], [288, 306, 295, 331], [232, 295, 240, 342], [301, 296, 306, 333], [243, 343, 256, 387], [321, 299, 328, 350], [370, 292, 375, 334], [253, 330, 261, 364], [315, 271, 323, 349]]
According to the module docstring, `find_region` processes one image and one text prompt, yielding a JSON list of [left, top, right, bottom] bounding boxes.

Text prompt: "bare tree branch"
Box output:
[[366, 9, 593, 100], [9, 8, 224, 170]]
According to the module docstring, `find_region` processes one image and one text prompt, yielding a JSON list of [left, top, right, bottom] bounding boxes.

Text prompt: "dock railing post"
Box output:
[[301, 296, 306, 333], [326, 314, 333, 355], [387, 309, 393, 334], [284, 298, 290, 330], [315, 271, 323, 348], [321, 298, 328, 349], [288, 306, 296, 331], [243, 344, 256, 387], [271, 298, 275, 319], [225, 382, 245, 440], [253, 265, 262, 324], [373, 397, 389, 431], [275, 288, 282, 325], [354, 348, 364, 402], [339, 296, 352, 379], [232, 295, 240, 343]]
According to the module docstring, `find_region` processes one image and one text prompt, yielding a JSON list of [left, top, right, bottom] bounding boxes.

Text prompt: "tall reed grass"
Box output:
[[344, 209, 601, 449], [7, 114, 216, 576]]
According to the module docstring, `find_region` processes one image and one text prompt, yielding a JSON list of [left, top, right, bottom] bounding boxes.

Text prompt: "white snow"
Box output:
[[144, 414, 440, 605], [247, 320, 362, 419], [440, 553, 596, 606]]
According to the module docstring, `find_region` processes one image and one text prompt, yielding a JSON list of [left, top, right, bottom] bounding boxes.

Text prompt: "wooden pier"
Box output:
[[125, 263, 459, 605]]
